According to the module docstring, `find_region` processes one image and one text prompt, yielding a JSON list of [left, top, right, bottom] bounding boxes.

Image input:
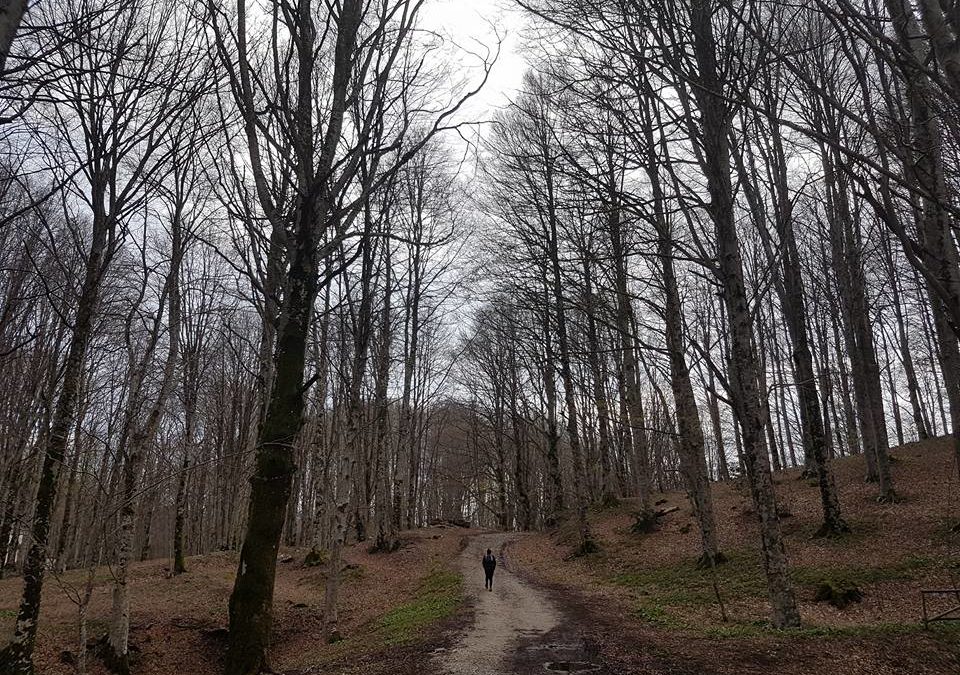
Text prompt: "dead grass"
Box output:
[[0, 527, 465, 675]]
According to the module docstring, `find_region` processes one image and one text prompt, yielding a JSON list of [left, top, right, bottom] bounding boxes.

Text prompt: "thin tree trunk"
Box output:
[[883, 234, 929, 441], [0, 209, 111, 673], [108, 216, 184, 674], [544, 153, 593, 553], [582, 249, 616, 505]]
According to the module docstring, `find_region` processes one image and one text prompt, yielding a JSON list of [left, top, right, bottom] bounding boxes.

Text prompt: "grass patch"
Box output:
[[285, 566, 464, 669], [803, 518, 879, 545], [343, 564, 366, 582], [617, 551, 955, 640], [304, 548, 330, 567], [612, 551, 945, 609], [611, 550, 767, 606], [794, 554, 941, 588], [377, 568, 463, 645], [611, 548, 949, 640], [633, 602, 686, 629], [0, 609, 16, 619]]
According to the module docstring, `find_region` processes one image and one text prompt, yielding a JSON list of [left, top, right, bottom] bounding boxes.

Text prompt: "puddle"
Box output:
[[543, 662, 601, 673]]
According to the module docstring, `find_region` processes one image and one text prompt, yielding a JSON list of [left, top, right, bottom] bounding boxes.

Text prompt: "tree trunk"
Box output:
[[742, 111, 849, 534], [0, 210, 111, 673], [581, 247, 616, 505], [882, 234, 928, 441], [822, 145, 895, 499], [545, 155, 593, 554], [0, 0, 27, 74], [885, 0, 960, 478], [325, 227, 376, 641], [638, 105, 722, 560], [605, 177, 654, 520], [707, 369, 730, 481], [225, 0, 363, 668], [108, 215, 184, 674], [687, 0, 800, 628], [540, 277, 564, 527]]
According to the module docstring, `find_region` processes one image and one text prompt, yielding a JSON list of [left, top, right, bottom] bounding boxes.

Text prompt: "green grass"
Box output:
[[0, 609, 15, 619], [797, 518, 880, 545], [611, 550, 767, 606], [796, 554, 938, 586], [613, 551, 945, 607], [613, 550, 951, 638], [632, 603, 685, 629], [285, 566, 465, 669], [377, 568, 463, 645]]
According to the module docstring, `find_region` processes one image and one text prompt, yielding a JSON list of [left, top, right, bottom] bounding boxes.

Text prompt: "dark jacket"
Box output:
[[482, 553, 497, 574]]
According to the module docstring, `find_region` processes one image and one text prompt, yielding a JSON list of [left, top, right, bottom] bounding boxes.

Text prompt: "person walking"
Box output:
[[482, 548, 497, 591]]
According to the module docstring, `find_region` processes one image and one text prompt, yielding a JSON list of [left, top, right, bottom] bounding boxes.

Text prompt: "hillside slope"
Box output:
[[509, 437, 960, 674], [0, 528, 466, 675]]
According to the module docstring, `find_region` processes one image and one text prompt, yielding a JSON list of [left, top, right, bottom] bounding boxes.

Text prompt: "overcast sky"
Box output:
[[424, 0, 530, 118]]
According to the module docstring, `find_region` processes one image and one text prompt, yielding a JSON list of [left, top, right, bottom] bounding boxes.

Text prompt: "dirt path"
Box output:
[[437, 533, 604, 675], [438, 533, 558, 674]]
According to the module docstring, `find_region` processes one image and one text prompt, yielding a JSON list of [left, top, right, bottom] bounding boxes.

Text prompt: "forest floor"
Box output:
[[0, 526, 470, 675], [6, 439, 960, 674], [506, 436, 960, 674]]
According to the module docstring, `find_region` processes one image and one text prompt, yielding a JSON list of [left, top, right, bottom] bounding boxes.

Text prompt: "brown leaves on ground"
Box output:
[[0, 528, 464, 675], [508, 438, 960, 674]]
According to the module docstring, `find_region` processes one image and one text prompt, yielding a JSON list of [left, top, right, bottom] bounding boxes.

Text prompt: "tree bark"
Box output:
[[224, 0, 363, 669], [0, 210, 111, 673], [0, 0, 26, 74], [687, 0, 800, 628]]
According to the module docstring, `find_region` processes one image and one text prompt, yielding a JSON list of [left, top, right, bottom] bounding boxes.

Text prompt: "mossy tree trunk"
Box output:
[[221, 0, 364, 668], [226, 201, 320, 672]]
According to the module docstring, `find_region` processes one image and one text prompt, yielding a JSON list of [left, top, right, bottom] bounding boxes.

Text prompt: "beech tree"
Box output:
[[204, 0, 489, 668], [6, 0, 960, 667]]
